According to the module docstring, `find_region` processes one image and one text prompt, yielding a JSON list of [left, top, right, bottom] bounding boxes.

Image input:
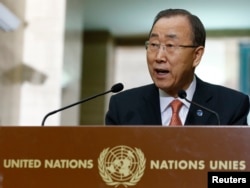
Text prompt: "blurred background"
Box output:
[[0, 0, 249, 126]]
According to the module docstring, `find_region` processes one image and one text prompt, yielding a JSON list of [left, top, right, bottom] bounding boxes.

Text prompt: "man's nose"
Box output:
[[155, 46, 167, 61]]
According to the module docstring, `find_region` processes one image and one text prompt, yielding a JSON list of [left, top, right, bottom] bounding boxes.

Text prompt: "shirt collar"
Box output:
[[159, 76, 197, 112]]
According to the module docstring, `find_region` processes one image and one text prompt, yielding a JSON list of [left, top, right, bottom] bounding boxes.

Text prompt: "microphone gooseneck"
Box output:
[[178, 90, 221, 125], [41, 83, 124, 126]]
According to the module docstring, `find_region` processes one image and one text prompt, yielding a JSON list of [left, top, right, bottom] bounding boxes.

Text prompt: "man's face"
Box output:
[[146, 15, 204, 96]]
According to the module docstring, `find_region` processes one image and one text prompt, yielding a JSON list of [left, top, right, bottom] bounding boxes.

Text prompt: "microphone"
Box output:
[[41, 83, 124, 126], [178, 90, 220, 125]]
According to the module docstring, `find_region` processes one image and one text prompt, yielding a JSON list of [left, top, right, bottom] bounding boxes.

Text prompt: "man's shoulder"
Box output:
[[197, 77, 248, 99]]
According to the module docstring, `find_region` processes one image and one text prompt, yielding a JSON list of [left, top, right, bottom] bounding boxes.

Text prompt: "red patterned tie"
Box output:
[[169, 99, 183, 126]]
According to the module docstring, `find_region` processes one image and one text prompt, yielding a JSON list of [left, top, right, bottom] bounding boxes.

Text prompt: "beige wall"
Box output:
[[0, 0, 86, 126], [0, 0, 67, 126], [0, 0, 25, 125], [60, 0, 85, 125]]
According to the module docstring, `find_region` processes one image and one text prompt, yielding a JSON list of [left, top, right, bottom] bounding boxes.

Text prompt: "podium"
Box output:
[[0, 126, 249, 188]]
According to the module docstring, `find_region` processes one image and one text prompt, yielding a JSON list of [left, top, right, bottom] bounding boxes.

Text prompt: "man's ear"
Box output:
[[193, 46, 204, 68]]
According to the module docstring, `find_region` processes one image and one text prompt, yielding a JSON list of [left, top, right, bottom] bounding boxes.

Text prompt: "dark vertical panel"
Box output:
[[239, 43, 250, 95]]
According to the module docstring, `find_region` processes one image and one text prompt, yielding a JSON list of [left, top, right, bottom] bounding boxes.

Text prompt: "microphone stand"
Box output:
[[41, 90, 112, 126]]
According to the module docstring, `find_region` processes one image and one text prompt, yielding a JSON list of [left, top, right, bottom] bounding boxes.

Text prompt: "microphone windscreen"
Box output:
[[178, 90, 187, 99], [111, 83, 124, 93]]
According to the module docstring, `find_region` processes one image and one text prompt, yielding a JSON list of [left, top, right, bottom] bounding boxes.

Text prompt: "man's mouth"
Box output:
[[155, 68, 169, 75]]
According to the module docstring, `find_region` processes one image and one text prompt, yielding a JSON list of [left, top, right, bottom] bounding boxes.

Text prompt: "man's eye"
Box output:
[[150, 43, 159, 47], [166, 44, 174, 48]]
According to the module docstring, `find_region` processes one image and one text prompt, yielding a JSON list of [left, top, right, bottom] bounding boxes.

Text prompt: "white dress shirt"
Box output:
[[160, 77, 197, 126]]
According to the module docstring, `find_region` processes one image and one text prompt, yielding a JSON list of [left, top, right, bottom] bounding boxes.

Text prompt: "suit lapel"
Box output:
[[185, 77, 217, 125], [140, 84, 162, 125]]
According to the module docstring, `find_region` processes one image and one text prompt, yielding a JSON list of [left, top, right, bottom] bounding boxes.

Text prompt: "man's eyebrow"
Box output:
[[165, 34, 178, 39], [149, 33, 178, 39]]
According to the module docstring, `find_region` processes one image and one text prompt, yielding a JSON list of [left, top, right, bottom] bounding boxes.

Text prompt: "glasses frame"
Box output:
[[145, 41, 198, 52]]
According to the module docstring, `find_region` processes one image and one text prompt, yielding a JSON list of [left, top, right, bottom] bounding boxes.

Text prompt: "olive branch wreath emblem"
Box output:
[[98, 146, 146, 187]]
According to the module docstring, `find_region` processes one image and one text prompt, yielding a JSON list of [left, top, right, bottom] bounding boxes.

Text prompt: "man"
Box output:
[[105, 9, 250, 126]]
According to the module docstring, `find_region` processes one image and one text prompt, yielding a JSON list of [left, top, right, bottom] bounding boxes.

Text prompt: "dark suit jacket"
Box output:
[[105, 77, 250, 125]]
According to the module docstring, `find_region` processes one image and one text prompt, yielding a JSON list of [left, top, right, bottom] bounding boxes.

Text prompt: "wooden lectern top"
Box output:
[[0, 126, 249, 188]]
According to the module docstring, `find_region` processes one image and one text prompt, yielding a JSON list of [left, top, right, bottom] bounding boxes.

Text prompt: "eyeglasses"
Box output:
[[145, 41, 198, 53]]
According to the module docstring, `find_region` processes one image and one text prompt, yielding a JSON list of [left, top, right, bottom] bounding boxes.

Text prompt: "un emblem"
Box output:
[[98, 145, 146, 187]]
